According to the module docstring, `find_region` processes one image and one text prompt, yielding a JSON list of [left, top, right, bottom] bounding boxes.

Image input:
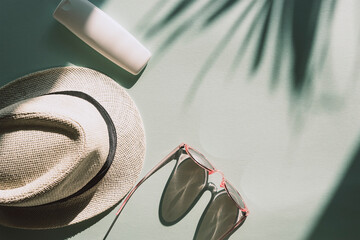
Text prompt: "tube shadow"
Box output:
[[306, 136, 360, 240]]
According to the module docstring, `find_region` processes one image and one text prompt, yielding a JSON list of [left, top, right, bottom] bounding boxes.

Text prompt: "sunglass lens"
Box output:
[[225, 180, 246, 209], [159, 158, 206, 225], [187, 148, 214, 170], [194, 193, 239, 240]]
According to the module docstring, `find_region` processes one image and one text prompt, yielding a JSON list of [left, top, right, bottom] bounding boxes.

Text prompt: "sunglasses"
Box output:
[[104, 143, 249, 240]]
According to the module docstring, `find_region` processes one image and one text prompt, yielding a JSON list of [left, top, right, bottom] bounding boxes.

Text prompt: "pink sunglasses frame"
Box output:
[[104, 143, 249, 240]]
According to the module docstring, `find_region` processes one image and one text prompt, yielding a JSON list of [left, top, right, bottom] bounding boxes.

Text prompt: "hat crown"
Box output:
[[0, 66, 145, 229], [0, 94, 109, 207]]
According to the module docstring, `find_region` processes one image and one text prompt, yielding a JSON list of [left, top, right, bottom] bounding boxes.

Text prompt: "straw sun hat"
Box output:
[[0, 66, 145, 229]]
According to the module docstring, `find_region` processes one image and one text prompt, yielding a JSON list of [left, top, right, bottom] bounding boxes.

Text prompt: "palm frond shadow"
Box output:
[[141, 0, 337, 105], [306, 136, 360, 240], [145, 0, 197, 39]]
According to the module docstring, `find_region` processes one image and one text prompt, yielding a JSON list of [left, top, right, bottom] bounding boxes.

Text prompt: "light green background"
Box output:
[[1, 0, 359, 239]]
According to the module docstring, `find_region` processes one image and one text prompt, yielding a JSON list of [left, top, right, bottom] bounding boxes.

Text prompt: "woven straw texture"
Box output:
[[0, 66, 145, 229]]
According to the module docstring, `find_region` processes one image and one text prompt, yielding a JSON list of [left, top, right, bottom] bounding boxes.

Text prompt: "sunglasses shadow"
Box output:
[[158, 158, 209, 226], [158, 157, 246, 239], [194, 193, 245, 240]]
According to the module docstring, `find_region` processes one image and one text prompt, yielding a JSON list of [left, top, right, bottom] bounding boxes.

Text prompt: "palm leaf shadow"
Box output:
[[141, 0, 337, 104], [306, 136, 360, 240], [184, 0, 259, 105], [204, 0, 241, 27], [290, 0, 324, 96], [155, 1, 220, 55], [145, 0, 197, 39]]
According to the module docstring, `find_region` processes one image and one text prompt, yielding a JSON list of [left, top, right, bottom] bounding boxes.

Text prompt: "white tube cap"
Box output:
[[53, 0, 151, 75]]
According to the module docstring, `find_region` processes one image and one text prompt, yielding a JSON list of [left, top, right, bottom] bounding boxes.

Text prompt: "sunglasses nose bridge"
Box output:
[[206, 171, 227, 194], [208, 170, 226, 187], [244, 209, 250, 216]]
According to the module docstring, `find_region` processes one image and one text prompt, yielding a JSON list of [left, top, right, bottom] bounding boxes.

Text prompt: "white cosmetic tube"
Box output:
[[53, 0, 151, 75]]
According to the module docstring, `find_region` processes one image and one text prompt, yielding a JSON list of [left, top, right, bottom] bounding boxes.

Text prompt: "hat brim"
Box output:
[[0, 66, 145, 229]]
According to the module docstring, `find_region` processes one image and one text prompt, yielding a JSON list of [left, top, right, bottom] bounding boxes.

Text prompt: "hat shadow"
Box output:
[[0, 0, 144, 90], [0, 208, 113, 240], [0, 190, 117, 240]]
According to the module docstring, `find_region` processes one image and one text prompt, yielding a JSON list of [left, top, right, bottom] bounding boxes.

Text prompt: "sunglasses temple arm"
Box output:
[[116, 145, 183, 216], [103, 145, 182, 239]]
